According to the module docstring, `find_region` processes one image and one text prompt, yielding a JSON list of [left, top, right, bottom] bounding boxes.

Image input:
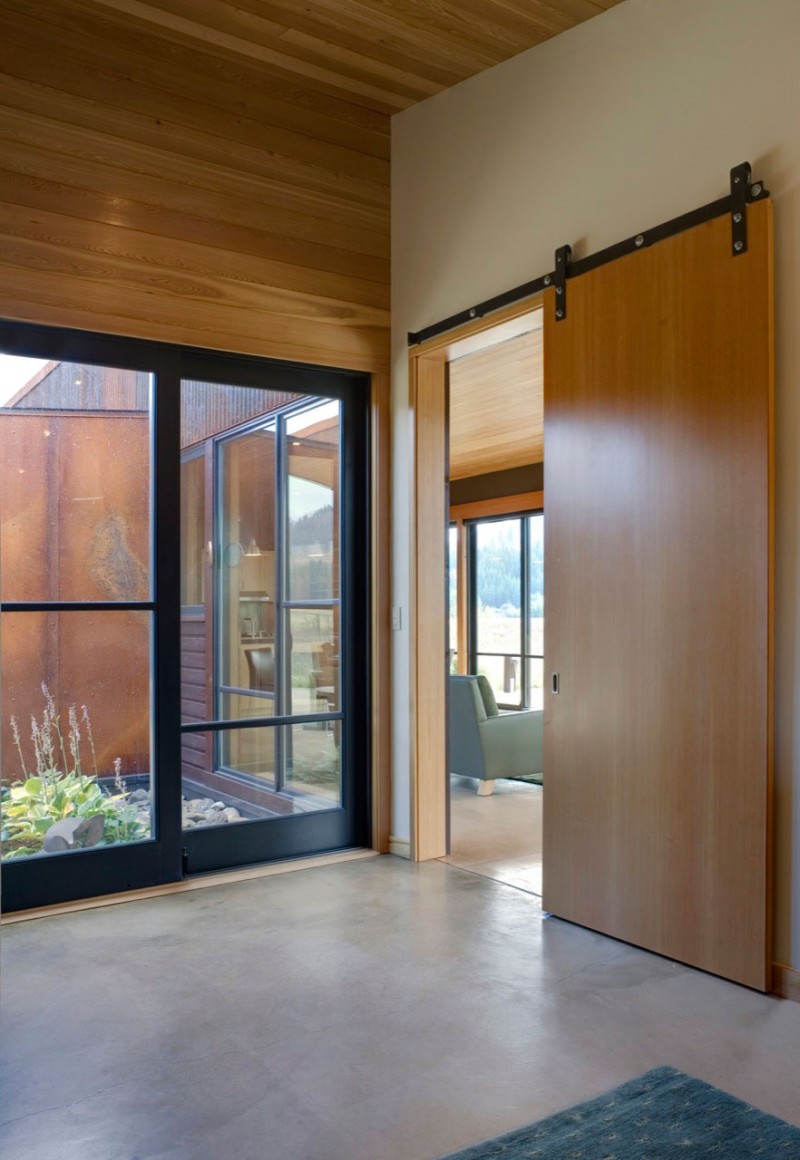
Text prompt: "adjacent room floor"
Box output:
[[442, 776, 542, 894], [3, 855, 800, 1160]]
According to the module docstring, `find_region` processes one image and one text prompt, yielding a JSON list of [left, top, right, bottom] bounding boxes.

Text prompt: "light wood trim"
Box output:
[[410, 354, 449, 860], [370, 371, 392, 853], [772, 964, 800, 1001], [0, 848, 379, 924], [450, 490, 544, 523], [456, 520, 469, 675], [411, 302, 542, 361]]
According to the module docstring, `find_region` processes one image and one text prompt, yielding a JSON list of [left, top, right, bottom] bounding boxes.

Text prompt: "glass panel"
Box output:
[[182, 729, 277, 829], [220, 689, 275, 722], [288, 607, 338, 717], [0, 355, 152, 603], [474, 518, 522, 706], [180, 724, 339, 825], [179, 378, 304, 729], [285, 723, 341, 810], [448, 525, 458, 672], [219, 424, 277, 703], [1, 611, 153, 861], [286, 401, 340, 601], [475, 654, 522, 709], [526, 656, 545, 710], [528, 513, 544, 694], [181, 452, 206, 607]]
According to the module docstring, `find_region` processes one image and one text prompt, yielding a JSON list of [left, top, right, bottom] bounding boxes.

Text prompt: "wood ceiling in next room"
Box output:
[[449, 320, 543, 481]]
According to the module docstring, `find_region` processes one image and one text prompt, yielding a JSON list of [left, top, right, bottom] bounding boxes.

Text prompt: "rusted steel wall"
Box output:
[[0, 411, 151, 782]]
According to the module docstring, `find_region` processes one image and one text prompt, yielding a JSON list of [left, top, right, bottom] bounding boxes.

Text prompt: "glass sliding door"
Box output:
[[0, 321, 370, 910], [0, 348, 164, 909], [179, 373, 366, 874]]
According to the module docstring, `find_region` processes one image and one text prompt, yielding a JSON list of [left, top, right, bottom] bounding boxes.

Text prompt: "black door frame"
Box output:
[[0, 320, 371, 910]]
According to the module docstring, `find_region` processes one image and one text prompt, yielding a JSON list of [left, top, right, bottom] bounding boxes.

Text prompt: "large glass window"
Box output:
[[0, 323, 370, 911], [0, 356, 154, 863], [469, 511, 544, 710], [179, 385, 343, 825]]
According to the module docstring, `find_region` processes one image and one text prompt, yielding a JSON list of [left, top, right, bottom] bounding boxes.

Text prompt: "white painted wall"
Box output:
[[391, 0, 800, 967]]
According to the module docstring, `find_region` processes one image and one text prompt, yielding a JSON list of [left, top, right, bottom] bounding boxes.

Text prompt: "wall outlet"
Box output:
[[392, 606, 402, 631]]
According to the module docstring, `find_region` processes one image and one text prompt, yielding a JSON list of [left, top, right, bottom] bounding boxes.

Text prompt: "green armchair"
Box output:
[[448, 674, 543, 795]]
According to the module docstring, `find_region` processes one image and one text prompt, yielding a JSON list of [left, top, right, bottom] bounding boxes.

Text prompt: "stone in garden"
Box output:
[[43, 814, 105, 852], [222, 808, 241, 823]]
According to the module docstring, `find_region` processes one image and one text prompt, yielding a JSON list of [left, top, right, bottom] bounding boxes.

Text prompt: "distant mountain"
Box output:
[[290, 504, 333, 547]]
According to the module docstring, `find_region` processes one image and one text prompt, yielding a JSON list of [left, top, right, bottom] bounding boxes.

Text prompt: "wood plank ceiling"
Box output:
[[0, 0, 623, 370], [449, 321, 543, 480]]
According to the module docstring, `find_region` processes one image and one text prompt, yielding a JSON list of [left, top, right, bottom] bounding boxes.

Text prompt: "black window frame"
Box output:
[[467, 509, 544, 711], [0, 320, 371, 910]]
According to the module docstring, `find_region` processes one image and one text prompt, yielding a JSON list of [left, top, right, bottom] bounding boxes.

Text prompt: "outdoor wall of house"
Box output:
[[0, 0, 389, 372], [0, 409, 151, 779], [392, 0, 800, 967]]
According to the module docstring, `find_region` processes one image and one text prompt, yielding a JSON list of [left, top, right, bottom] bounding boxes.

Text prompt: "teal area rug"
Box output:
[[505, 773, 542, 786], [438, 1066, 800, 1158]]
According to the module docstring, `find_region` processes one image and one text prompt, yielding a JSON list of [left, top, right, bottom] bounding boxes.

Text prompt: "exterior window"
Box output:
[[468, 511, 544, 710]]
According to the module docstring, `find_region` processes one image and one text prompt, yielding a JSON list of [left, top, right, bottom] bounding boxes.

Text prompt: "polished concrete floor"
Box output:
[[442, 777, 542, 894], [3, 855, 800, 1160]]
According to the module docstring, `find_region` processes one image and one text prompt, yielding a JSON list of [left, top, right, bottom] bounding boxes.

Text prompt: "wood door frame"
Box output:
[[408, 301, 543, 860]]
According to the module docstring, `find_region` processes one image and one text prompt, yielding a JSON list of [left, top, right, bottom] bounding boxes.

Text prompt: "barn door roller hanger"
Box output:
[[407, 162, 770, 342]]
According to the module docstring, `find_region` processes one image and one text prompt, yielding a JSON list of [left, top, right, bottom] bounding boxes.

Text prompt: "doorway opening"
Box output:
[[442, 310, 544, 893]]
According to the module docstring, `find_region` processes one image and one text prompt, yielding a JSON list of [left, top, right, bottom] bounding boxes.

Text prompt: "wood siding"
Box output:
[[0, 0, 390, 371], [181, 613, 212, 781]]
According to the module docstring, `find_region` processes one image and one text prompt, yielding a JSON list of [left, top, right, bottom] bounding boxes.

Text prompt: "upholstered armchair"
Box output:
[[448, 674, 543, 795]]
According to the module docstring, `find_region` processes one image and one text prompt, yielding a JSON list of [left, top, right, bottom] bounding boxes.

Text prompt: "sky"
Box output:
[[0, 354, 49, 405]]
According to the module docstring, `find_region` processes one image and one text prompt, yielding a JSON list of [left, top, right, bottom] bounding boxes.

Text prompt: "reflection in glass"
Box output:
[[286, 401, 340, 601], [182, 728, 276, 831], [219, 423, 277, 701], [180, 723, 339, 826], [0, 611, 153, 860], [289, 607, 337, 717], [0, 356, 152, 604], [285, 723, 340, 809], [181, 452, 205, 607], [527, 657, 545, 711]]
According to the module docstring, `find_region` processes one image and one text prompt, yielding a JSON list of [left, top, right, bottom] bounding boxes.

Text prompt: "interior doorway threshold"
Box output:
[[1, 848, 379, 925]]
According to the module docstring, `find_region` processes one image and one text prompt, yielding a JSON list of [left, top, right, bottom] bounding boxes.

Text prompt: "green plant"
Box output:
[[1, 687, 148, 860]]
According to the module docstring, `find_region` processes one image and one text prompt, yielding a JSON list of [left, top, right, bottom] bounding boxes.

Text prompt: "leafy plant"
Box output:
[[1, 687, 148, 860]]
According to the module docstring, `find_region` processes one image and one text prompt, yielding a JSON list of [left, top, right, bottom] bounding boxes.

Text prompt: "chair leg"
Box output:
[[477, 780, 495, 797]]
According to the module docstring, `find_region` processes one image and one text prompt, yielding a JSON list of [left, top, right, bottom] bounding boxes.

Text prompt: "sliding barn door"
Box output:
[[542, 200, 773, 990]]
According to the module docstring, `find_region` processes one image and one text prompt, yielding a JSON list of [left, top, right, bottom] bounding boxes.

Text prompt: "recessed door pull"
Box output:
[[552, 672, 560, 695]]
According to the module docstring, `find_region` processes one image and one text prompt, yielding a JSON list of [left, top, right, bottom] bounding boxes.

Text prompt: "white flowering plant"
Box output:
[[0, 686, 148, 859]]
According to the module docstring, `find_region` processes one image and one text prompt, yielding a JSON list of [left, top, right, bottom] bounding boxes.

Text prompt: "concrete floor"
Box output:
[[442, 777, 542, 894], [3, 855, 800, 1160]]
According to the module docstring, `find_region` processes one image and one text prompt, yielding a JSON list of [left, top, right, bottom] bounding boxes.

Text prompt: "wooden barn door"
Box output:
[[542, 199, 773, 990]]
